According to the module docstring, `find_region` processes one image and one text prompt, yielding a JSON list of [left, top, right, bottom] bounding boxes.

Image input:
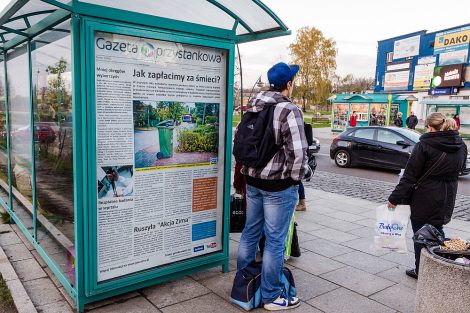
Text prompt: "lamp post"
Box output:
[[248, 76, 265, 101]]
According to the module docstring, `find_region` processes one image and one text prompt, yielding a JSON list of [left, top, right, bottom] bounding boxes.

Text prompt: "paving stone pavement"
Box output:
[[305, 170, 470, 221], [2, 185, 470, 312]]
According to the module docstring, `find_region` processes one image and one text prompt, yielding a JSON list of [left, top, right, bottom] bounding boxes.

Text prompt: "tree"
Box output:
[[289, 26, 337, 112], [195, 103, 216, 124], [45, 57, 71, 125]]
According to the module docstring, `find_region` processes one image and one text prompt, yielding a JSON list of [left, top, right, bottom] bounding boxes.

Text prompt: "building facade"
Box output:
[[375, 24, 470, 120]]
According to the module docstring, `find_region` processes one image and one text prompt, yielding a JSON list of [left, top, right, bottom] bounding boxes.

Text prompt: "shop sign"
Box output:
[[413, 64, 434, 90], [428, 88, 450, 95], [438, 50, 468, 66], [432, 64, 463, 88], [434, 26, 470, 54], [393, 35, 420, 59], [384, 70, 410, 91], [418, 55, 437, 65]]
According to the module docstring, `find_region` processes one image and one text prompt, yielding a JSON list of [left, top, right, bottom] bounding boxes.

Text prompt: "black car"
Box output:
[[308, 137, 321, 154], [329, 126, 470, 175]]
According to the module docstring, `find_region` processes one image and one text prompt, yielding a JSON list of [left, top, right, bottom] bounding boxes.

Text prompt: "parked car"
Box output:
[[2, 124, 57, 143], [329, 126, 470, 175], [308, 137, 321, 154]]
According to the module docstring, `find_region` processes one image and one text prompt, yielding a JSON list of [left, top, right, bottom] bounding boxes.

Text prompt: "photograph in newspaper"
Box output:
[[98, 165, 134, 199], [134, 101, 219, 169], [93, 31, 226, 282]]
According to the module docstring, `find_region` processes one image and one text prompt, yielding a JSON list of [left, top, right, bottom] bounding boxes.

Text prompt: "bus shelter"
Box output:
[[421, 99, 470, 137], [330, 94, 417, 132], [0, 0, 290, 311]]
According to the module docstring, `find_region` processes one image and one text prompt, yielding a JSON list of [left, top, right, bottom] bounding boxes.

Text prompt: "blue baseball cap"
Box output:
[[267, 62, 299, 88]]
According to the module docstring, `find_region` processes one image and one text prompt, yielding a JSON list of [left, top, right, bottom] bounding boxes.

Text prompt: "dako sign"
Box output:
[[432, 64, 463, 88]]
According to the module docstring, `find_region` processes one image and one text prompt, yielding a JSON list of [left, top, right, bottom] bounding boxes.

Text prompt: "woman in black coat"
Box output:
[[388, 112, 467, 279]]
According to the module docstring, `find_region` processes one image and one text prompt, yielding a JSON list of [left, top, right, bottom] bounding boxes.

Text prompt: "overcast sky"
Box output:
[[239, 0, 470, 87], [1, 0, 469, 89]]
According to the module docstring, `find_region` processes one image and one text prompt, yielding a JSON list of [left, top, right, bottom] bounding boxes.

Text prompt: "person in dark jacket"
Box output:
[[394, 112, 404, 127], [406, 111, 418, 129], [388, 112, 467, 279], [369, 114, 378, 126]]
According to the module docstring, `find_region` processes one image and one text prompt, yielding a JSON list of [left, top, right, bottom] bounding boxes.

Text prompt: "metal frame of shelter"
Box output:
[[0, 0, 291, 311]]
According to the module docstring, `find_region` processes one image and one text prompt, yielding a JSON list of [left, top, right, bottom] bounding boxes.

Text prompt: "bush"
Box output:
[[196, 118, 203, 125], [205, 116, 217, 124], [177, 130, 218, 153]]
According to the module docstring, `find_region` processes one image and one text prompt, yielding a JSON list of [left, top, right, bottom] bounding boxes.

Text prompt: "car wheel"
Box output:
[[334, 150, 351, 168]]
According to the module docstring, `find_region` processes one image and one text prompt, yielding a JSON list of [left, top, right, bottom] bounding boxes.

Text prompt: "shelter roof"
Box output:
[[0, 0, 290, 51]]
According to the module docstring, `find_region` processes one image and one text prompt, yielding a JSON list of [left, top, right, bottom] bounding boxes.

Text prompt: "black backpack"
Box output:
[[233, 104, 283, 169]]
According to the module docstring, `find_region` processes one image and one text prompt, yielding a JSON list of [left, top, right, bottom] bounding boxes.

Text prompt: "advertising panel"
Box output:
[[434, 26, 470, 54], [459, 107, 470, 125], [384, 70, 410, 91], [418, 55, 436, 65], [413, 64, 434, 90], [93, 31, 227, 282], [393, 35, 420, 59], [438, 50, 468, 66], [432, 64, 463, 88]]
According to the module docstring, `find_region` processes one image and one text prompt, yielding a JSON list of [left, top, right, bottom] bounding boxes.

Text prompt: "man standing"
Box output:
[[394, 112, 404, 127], [237, 63, 312, 310], [406, 111, 418, 129], [349, 111, 357, 127], [369, 114, 378, 126]]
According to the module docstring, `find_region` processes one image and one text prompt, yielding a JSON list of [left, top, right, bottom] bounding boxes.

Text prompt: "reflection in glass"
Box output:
[[369, 103, 388, 126], [31, 20, 75, 286], [7, 43, 35, 235], [0, 59, 8, 206]]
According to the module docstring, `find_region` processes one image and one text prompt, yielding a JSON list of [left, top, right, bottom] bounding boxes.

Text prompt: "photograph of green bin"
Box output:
[[156, 120, 175, 159]]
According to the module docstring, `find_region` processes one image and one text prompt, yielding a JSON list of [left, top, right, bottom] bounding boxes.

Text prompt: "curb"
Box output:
[[0, 243, 36, 313]]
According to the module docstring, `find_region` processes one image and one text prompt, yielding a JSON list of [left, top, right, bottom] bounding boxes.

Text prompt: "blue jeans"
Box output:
[[298, 182, 305, 200], [410, 219, 445, 274], [237, 184, 298, 304]]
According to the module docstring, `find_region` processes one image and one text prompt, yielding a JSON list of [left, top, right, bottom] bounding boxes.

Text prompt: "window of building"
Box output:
[[405, 56, 413, 60], [350, 104, 368, 122], [450, 96, 469, 100], [386, 52, 393, 63]]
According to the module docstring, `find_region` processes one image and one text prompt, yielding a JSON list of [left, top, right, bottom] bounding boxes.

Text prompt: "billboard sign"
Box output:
[[413, 64, 434, 90], [384, 70, 410, 91], [438, 50, 468, 66], [393, 35, 420, 59], [434, 26, 470, 54], [432, 64, 463, 88], [428, 88, 450, 95], [418, 55, 436, 65]]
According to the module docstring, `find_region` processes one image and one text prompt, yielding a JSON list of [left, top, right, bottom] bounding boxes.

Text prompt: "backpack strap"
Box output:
[[412, 152, 447, 190]]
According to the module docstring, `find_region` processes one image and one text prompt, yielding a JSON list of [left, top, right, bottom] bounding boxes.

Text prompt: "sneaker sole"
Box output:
[[264, 302, 300, 311]]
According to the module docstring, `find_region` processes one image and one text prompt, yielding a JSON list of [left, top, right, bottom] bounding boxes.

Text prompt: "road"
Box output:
[[313, 138, 470, 197]]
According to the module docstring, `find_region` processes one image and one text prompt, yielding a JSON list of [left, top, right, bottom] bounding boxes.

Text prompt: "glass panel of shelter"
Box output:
[[217, 0, 280, 32], [11, 0, 57, 19], [6, 42, 34, 236], [0, 58, 8, 206], [31, 21, 75, 286], [389, 104, 399, 127], [79, 0, 236, 30]]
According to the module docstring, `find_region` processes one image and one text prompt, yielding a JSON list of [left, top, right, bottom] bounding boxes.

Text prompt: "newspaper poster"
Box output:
[[439, 50, 468, 66], [94, 31, 226, 282], [393, 35, 420, 60]]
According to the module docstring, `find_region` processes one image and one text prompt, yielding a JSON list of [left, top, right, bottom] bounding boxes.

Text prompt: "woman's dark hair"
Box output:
[[454, 114, 459, 119], [270, 75, 296, 92], [106, 167, 113, 175]]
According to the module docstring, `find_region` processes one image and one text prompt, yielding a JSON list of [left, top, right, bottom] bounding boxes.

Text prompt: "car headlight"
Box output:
[[316, 139, 320, 145]]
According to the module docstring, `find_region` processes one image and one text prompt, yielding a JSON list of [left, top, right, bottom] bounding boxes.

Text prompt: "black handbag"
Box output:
[[230, 194, 246, 233], [290, 222, 301, 258], [412, 224, 445, 248], [400, 152, 447, 205]]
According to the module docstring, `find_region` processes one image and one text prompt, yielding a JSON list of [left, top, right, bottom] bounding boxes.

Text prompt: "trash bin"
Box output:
[[415, 246, 470, 312], [155, 120, 175, 159]]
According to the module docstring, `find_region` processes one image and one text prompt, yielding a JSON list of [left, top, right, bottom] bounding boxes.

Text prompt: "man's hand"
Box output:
[[235, 188, 244, 195]]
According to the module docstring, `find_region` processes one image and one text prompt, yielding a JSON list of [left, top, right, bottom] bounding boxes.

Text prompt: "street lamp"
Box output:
[[248, 76, 265, 101]]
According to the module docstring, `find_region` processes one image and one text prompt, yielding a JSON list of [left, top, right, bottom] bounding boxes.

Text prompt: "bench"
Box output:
[[311, 116, 331, 123]]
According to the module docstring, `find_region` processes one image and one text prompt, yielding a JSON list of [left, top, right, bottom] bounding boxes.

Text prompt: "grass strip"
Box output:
[[0, 272, 13, 307]]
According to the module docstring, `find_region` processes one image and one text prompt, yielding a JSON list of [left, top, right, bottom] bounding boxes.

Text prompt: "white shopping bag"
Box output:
[[371, 204, 411, 254]]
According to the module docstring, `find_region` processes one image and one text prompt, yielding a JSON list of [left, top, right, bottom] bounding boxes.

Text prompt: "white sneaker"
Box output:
[[264, 292, 300, 311]]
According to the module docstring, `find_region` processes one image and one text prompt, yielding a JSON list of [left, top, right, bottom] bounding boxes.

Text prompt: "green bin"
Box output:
[[155, 120, 175, 159]]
